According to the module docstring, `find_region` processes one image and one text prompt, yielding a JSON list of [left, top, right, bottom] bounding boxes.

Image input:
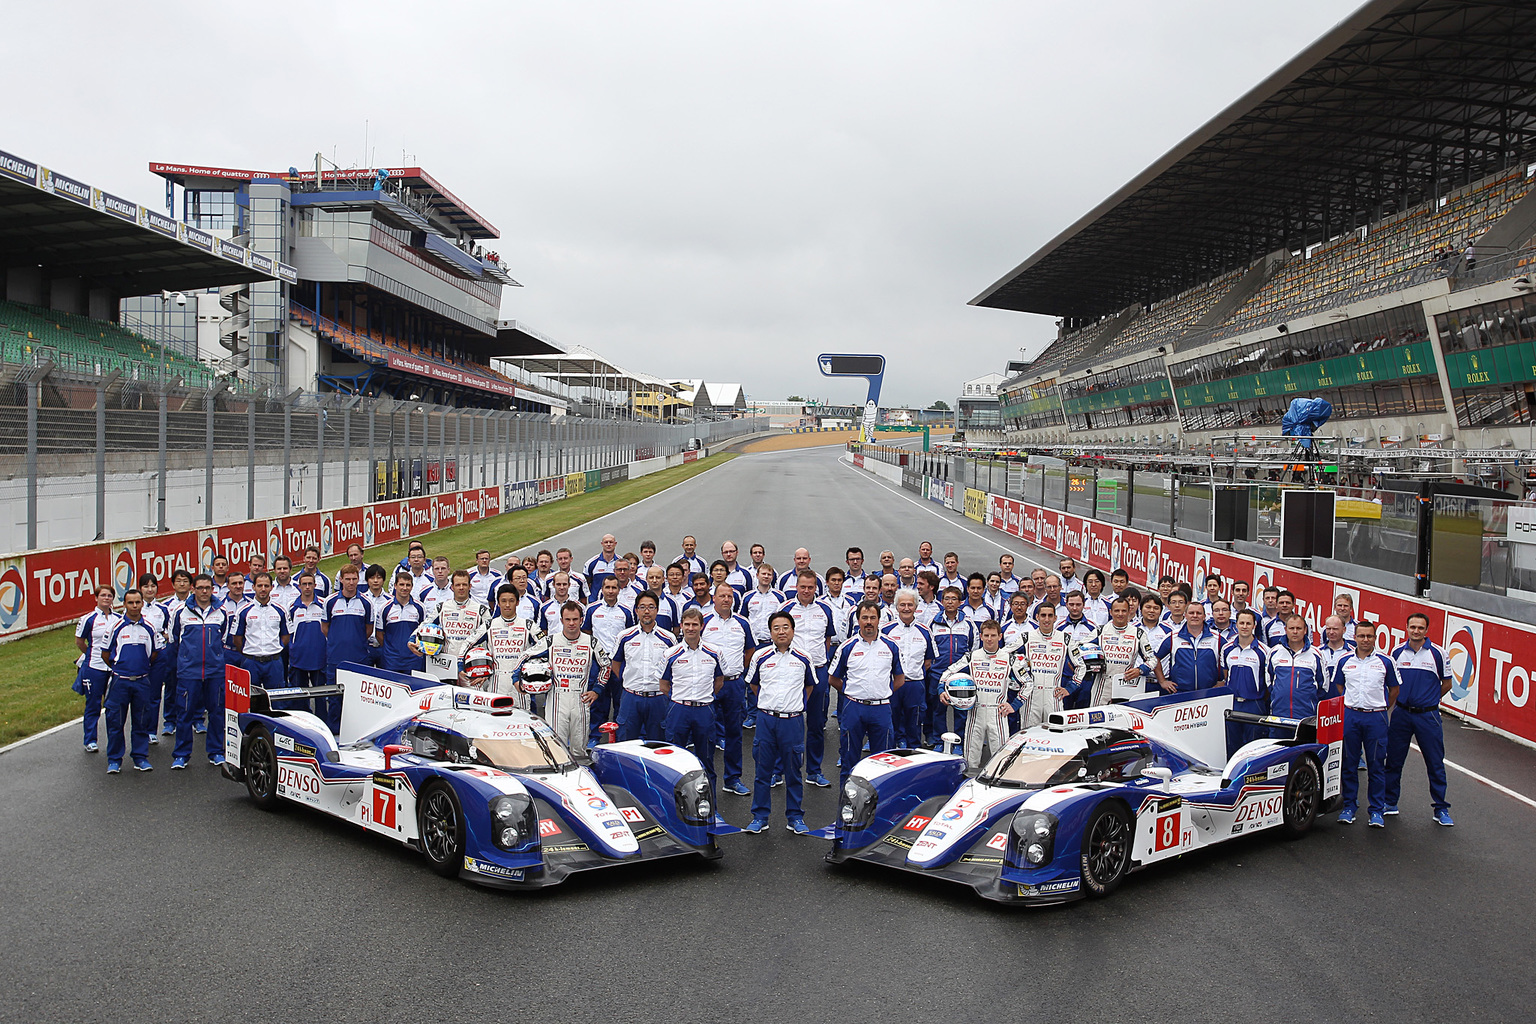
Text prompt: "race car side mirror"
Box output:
[[1141, 766, 1173, 791], [383, 743, 408, 769], [941, 732, 961, 756], [598, 722, 620, 744]]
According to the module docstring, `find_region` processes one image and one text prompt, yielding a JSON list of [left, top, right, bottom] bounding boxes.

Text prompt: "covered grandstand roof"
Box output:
[[971, 0, 1536, 319], [0, 148, 288, 295], [493, 319, 676, 394]]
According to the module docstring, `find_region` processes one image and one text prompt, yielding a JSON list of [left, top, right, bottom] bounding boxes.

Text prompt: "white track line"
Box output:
[[837, 455, 1056, 573], [0, 718, 80, 757], [1411, 742, 1536, 812]]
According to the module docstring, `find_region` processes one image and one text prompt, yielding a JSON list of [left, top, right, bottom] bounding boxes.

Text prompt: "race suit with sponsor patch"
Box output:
[[1093, 622, 1159, 704], [423, 597, 490, 681], [468, 615, 542, 704], [941, 644, 1020, 771], [1011, 628, 1087, 729], [546, 631, 609, 753]]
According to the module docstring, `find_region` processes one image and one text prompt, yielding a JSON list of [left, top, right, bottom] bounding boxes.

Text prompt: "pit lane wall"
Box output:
[[0, 448, 711, 642], [848, 454, 1536, 749]]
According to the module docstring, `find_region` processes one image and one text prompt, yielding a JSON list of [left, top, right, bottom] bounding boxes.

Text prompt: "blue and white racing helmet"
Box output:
[[945, 673, 977, 710], [1077, 637, 1104, 671], [414, 621, 446, 658]]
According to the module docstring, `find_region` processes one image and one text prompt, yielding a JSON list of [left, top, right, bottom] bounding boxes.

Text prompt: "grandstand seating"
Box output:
[[1216, 168, 1536, 339], [1101, 266, 1247, 357], [0, 299, 216, 388]]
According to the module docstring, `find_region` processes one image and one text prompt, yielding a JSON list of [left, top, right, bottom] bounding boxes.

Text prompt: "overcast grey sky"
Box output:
[[4, 0, 1362, 407]]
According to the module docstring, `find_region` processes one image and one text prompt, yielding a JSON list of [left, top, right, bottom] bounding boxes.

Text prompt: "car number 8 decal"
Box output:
[[1154, 812, 1179, 852]]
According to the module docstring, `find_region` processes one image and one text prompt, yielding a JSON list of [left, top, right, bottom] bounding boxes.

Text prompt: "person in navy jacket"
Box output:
[[1386, 612, 1455, 825], [322, 565, 372, 732], [1148, 602, 1221, 693], [1266, 614, 1330, 718], [168, 574, 230, 767], [101, 588, 158, 772]]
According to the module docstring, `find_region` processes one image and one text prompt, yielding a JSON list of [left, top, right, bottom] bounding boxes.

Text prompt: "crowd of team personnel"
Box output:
[[73, 533, 1454, 833]]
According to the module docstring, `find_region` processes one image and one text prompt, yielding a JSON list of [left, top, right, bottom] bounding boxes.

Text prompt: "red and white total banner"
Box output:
[[977, 491, 1535, 746], [0, 486, 505, 641]]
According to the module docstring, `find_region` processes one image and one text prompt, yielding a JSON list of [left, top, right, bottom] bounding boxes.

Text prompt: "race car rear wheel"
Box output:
[[418, 781, 466, 878], [1080, 802, 1132, 897], [1280, 757, 1320, 838], [243, 727, 281, 811]]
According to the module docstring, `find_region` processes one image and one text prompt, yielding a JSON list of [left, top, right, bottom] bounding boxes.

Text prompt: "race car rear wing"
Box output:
[[1225, 710, 1314, 743]]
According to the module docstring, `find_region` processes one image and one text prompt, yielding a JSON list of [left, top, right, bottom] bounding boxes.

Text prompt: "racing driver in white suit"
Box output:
[[1090, 594, 1167, 704], [545, 600, 609, 756], [422, 569, 490, 681], [466, 583, 544, 705], [938, 618, 1017, 772], [1013, 603, 1088, 729]]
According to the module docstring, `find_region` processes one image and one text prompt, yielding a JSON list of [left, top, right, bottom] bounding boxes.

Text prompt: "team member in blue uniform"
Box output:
[[780, 571, 837, 787], [1386, 612, 1455, 825], [1149, 601, 1222, 693], [677, 535, 707, 579], [882, 589, 935, 748], [659, 607, 725, 793], [1333, 620, 1400, 827], [467, 549, 504, 605], [234, 573, 291, 708], [362, 564, 390, 666], [777, 549, 826, 596], [739, 563, 785, 732], [609, 592, 675, 742], [73, 585, 118, 753], [210, 556, 231, 603], [155, 568, 193, 735], [924, 587, 975, 748], [288, 571, 328, 714], [584, 576, 636, 744], [743, 611, 815, 833], [702, 584, 756, 796], [1219, 609, 1270, 755], [1264, 590, 1300, 646], [322, 566, 371, 732], [101, 589, 159, 773], [830, 601, 905, 785], [585, 534, 620, 592], [376, 573, 427, 674], [1267, 614, 1330, 718], [218, 571, 250, 674], [136, 573, 171, 747], [168, 574, 229, 768], [300, 547, 331, 600], [1208, 599, 1237, 646], [719, 541, 754, 594]]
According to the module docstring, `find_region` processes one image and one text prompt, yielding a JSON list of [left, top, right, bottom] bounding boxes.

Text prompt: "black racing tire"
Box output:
[[1280, 756, 1321, 838], [417, 781, 466, 879], [1080, 801, 1132, 897], [243, 727, 281, 811]]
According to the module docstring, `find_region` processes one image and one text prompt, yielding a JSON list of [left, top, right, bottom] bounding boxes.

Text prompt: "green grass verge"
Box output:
[[0, 453, 736, 748]]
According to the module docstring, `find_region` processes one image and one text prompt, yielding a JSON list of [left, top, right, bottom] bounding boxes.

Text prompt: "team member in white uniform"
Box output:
[[822, 569, 856, 644], [552, 548, 590, 604], [940, 619, 1016, 772], [270, 556, 301, 610], [741, 564, 784, 644], [1013, 603, 1088, 729], [609, 592, 676, 741], [936, 552, 965, 594], [610, 556, 646, 612], [467, 549, 504, 605], [468, 585, 542, 705], [540, 572, 579, 636], [417, 557, 454, 622], [882, 590, 936, 749], [719, 541, 754, 593], [660, 607, 725, 793], [780, 571, 838, 787], [703, 584, 756, 795], [997, 555, 1023, 599], [742, 611, 816, 834], [421, 570, 489, 681], [1001, 592, 1035, 649], [829, 602, 905, 785], [677, 535, 708, 579], [300, 546, 332, 600], [1057, 557, 1085, 595], [73, 585, 119, 753], [914, 573, 942, 627], [1092, 596, 1165, 704], [545, 602, 609, 755], [1080, 570, 1113, 627], [583, 577, 636, 744]]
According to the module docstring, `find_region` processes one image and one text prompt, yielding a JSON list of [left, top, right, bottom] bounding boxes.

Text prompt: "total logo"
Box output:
[[111, 543, 137, 603], [1443, 615, 1481, 714], [398, 502, 410, 539], [199, 531, 219, 575], [320, 513, 334, 558], [0, 560, 26, 633], [266, 520, 283, 563], [363, 508, 375, 547]]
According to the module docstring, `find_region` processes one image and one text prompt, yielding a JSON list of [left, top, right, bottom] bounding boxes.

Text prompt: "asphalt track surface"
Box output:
[[4, 446, 1534, 1023]]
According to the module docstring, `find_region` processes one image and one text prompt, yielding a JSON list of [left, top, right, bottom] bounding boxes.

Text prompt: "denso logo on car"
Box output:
[[1173, 704, 1207, 722]]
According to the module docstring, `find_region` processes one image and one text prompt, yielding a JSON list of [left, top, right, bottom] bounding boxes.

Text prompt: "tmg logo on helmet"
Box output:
[[1443, 615, 1482, 714], [0, 562, 26, 632], [112, 544, 137, 602]]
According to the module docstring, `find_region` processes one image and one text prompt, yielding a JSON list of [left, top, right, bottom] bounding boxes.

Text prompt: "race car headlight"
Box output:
[[838, 777, 878, 831], [1010, 811, 1057, 866], [674, 769, 713, 825], [489, 794, 536, 851]]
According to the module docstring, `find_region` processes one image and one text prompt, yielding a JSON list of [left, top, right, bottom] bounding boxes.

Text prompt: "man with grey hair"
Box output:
[[882, 588, 935, 748]]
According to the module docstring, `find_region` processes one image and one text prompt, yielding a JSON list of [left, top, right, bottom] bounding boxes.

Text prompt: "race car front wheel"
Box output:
[[418, 781, 466, 878], [244, 727, 281, 811], [1080, 802, 1132, 897], [1280, 757, 1320, 838]]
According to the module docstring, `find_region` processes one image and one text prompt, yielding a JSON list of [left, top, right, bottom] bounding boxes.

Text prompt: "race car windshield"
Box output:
[[979, 749, 1084, 789], [470, 729, 575, 772]]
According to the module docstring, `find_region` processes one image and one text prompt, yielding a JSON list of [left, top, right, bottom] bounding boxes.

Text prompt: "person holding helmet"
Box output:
[[1012, 602, 1088, 729], [420, 569, 489, 682], [939, 620, 1015, 771], [458, 646, 497, 689], [379, 573, 427, 674], [468, 584, 543, 706], [1091, 596, 1166, 705]]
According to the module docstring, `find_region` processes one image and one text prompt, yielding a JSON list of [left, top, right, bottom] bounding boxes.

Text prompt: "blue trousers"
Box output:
[[892, 673, 926, 748], [589, 676, 624, 745], [616, 691, 667, 741], [1226, 697, 1266, 759], [804, 667, 831, 776], [1341, 707, 1389, 814], [174, 674, 225, 760], [77, 666, 110, 746], [742, 676, 759, 727], [664, 701, 717, 788], [149, 659, 177, 732], [104, 674, 154, 762], [246, 656, 286, 702], [838, 699, 893, 785], [923, 670, 967, 745], [1385, 707, 1449, 812], [713, 677, 745, 785], [320, 666, 345, 733], [751, 713, 804, 822]]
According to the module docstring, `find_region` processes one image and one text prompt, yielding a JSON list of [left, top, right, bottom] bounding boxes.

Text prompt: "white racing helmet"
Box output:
[[413, 621, 445, 658], [460, 645, 495, 685], [945, 673, 977, 711], [517, 635, 552, 695]]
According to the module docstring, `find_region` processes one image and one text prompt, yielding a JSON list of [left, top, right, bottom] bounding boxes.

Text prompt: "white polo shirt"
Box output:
[[701, 612, 753, 678], [1335, 651, 1399, 711], [236, 600, 289, 657], [612, 625, 676, 695], [744, 646, 815, 714], [830, 633, 904, 701], [661, 642, 723, 703]]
